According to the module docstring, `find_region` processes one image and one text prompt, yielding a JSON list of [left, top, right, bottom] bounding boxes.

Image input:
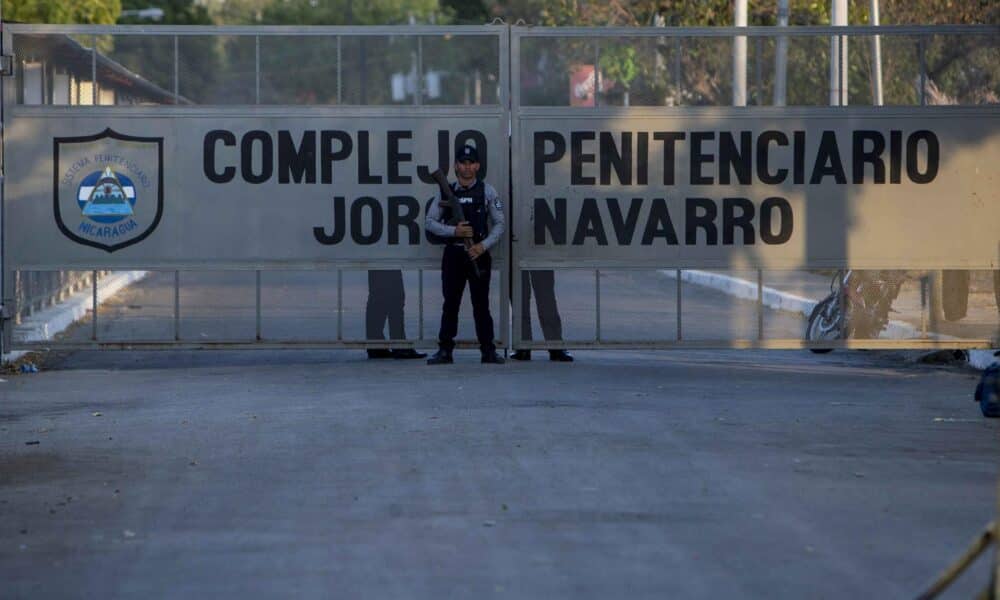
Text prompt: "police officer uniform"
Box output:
[[364, 270, 426, 359], [426, 145, 505, 364]]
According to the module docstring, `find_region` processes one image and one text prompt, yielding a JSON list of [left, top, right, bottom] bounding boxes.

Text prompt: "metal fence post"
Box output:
[[415, 35, 423, 106], [676, 269, 683, 341], [173, 35, 179, 103], [336, 35, 342, 104], [173, 271, 180, 341], [918, 37, 927, 106], [593, 41, 601, 108], [0, 11, 5, 358], [254, 34, 260, 105], [90, 35, 97, 105], [255, 270, 262, 341], [994, 481, 999, 599], [91, 270, 97, 341], [595, 269, 601, 342], [336, 269, 343, 341], [757, 269, 764, 340]]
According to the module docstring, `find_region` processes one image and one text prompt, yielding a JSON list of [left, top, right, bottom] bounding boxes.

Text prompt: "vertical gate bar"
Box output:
[[499, 26, 511, 352], [757, 269, 764, 340], [918, 38, 927, 106], [920, 275, 928, 339], [994, 481, 1000, 600], [754, 36, 763, 104], [839, 34, 846, 106], [336, 35, 342, 104], [337, 269, 343, 341], [509, 27, 521, 350], [594, 41, 600, 108], [173, 270, 180, 341], [415, 35, 423, 106], [255, 35, 260, 105], [91, 270, 97, 341], [91, 35, 97, 105], [673, 37, 682, 99], [0, 26, 5, 357], [173, 35, 179, 103], [595, 269, 601, 342], [676, 269, 683, 341], [418, 269, 424, 340], [255, 270, 262, 341]]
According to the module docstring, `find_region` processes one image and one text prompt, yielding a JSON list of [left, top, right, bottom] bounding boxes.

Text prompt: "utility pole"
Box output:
[[733, 0, 747, 106], [774, 0, 788, 106], [830, 0, 848, 106], [870, 0, 883, 106]]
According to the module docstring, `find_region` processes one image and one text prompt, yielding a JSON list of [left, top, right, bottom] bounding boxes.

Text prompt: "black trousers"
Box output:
[[366, 270, 406, 341], [518, 270, 564, 341], [438, 245, 494, 352]]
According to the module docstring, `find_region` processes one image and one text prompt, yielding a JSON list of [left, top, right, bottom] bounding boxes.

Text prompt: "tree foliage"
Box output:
[[118, 0, 212, 25], [2, 0, 121, 24], [260, 0, 441, 25], [504, 0, 999, 107]]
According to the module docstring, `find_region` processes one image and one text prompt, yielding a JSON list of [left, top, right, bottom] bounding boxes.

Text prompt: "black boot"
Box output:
[[548, 350, 574, 362], [426, 349, 453, 365], [481, 350, 505, 364], [510, 350, 532, 361], [367, 349, 392, 359], [392, 348, 427, 359]]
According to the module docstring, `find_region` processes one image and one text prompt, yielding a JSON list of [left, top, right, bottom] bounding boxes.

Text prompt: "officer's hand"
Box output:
[[468, 243, 485, 260], [454, 222, 474, 238]]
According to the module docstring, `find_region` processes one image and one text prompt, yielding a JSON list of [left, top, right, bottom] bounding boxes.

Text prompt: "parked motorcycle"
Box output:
[[805, 270, 906, 353]]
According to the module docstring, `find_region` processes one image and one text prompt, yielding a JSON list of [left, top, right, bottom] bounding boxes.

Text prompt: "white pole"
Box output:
[[733, 0, 747, 106], [774, 0, 789, 106], [870, 0, 883, 106], [829, 0, 848, 106]]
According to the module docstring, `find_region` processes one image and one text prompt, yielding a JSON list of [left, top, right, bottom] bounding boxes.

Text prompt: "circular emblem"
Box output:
[[77, 166, 136, 225]]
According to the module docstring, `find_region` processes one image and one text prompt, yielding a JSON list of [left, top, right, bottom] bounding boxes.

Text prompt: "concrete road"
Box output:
[[1, 348, 997, 598]]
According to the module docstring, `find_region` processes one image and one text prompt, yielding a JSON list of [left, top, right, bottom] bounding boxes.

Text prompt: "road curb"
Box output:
[[2, 271, 149, 364], [659, 269, 817, 316]]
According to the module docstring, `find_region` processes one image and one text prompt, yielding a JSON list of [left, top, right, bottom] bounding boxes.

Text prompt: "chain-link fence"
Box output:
[[10, 27, 503, 107]]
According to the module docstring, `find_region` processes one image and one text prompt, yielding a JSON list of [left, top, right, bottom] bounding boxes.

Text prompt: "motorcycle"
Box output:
[[805, 270, 906, 353]]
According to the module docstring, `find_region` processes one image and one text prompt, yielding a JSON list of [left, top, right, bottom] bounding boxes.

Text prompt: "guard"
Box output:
[[426, 145, 506, 364]]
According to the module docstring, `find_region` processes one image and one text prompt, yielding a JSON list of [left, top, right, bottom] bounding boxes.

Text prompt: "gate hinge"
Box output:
[[0, 55, 14, 77]]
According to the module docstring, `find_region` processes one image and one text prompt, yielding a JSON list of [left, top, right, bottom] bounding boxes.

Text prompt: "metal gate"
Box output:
[[1, 23, 998, 353], [1, 24, 510, 352], [509, 25, 1000, 351]]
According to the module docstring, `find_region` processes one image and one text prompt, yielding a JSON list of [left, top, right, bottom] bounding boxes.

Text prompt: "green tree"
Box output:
[[2, 0, 121, 23], [261, 0, 440, 26], [118, 0, 212, 25], [110, 1, 216, 104], [442, 0, 490, 24], [499, 0, 999, 107], [202, 0, 271, 24]]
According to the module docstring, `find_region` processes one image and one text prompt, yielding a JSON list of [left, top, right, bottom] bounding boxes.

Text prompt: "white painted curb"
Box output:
[[660, 269, 998, 369], [659, 269, 817, 316], [2, 271, 148, 364]]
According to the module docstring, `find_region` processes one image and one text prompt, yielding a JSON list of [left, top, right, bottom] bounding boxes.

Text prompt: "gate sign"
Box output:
[[6, 110, 505, 268], [517, 108, 1000, 269]]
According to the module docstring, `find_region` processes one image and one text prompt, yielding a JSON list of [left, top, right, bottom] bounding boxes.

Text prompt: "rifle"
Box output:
[[430, 169, 482, 279]]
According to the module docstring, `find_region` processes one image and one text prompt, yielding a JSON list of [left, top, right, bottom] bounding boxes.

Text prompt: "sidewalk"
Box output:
[[666, 269, 1000, 369], [1, 271, 148, 364]]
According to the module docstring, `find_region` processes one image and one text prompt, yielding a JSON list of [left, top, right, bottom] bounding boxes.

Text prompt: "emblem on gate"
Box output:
[[54, 128, 163, 252]]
